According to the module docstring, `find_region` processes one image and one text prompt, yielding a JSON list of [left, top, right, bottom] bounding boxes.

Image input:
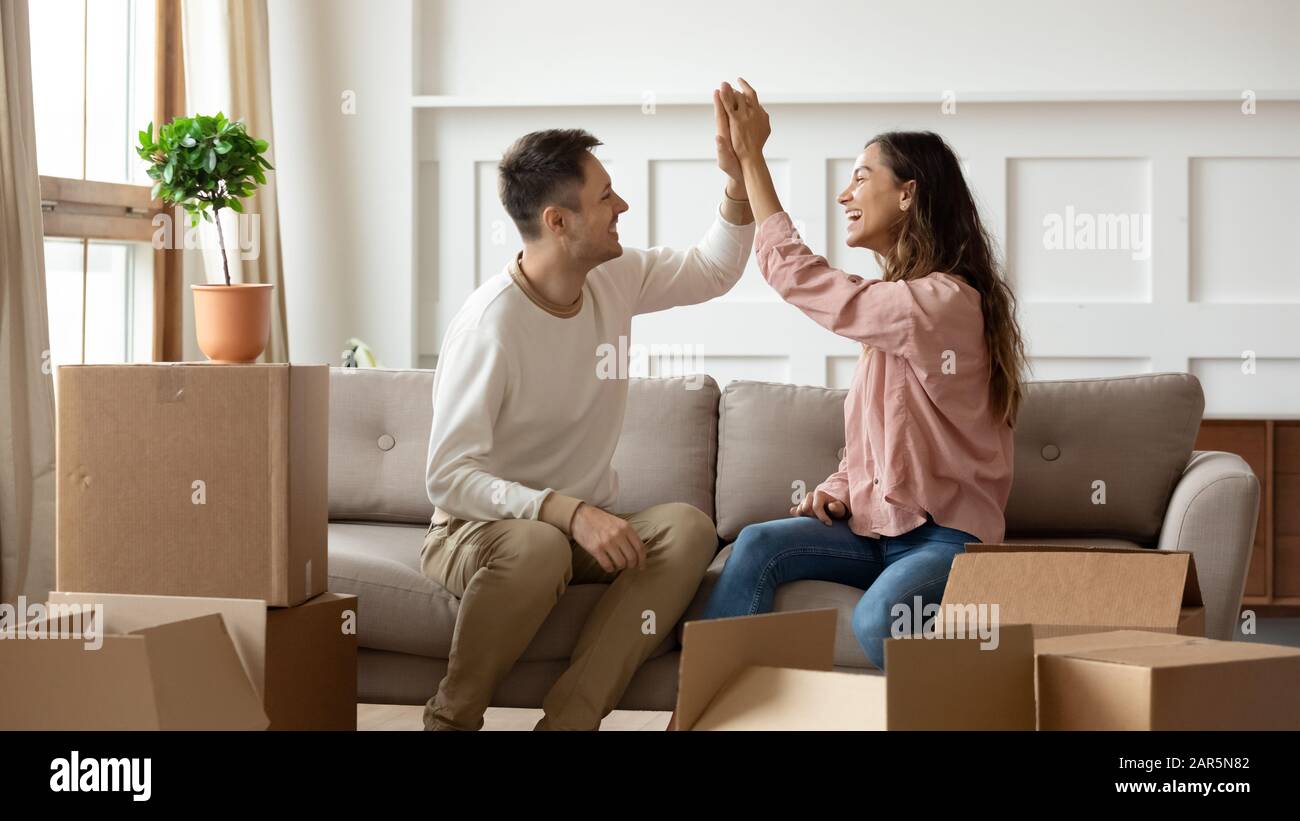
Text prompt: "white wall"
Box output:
[[267, 0, 414, 367], [266, 0, 1300, 415], [420, 0, 1300, 98]]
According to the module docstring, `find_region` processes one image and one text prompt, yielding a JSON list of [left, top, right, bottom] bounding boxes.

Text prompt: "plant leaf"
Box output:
[[205, 148, 217, 172]]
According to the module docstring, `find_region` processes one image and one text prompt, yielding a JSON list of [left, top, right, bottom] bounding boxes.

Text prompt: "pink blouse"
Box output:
[[756, 212, 1013, 545]]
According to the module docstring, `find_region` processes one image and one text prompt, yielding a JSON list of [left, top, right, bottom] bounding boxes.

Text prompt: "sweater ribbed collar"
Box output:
[[508, 252, 583, 319]]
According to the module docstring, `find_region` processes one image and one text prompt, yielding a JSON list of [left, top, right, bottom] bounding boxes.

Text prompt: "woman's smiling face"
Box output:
[[837, 142, 912, 253]]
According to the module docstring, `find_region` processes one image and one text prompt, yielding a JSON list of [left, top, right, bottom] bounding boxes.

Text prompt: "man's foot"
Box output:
[[423, 703, 474, 731]]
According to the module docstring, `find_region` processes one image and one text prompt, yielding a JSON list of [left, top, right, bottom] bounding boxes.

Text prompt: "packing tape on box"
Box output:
[[156, 365, 187, 403]]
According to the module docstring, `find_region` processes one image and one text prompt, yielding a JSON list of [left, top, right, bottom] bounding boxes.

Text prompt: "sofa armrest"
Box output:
[[1157, 450, 1261, 641]]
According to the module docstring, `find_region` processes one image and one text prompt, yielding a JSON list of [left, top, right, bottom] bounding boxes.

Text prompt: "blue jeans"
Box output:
[[698, 514, 978, 671]]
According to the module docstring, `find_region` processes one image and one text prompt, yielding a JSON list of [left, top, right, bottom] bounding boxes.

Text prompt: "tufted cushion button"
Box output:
[[1041, 444, 1060, 461], [377, 433, 396, 451]]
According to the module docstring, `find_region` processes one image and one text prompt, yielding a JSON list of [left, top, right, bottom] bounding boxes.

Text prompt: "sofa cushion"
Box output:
[[1006, 373, 1203, 542], [611, 375, 720, 517], [329, 369, 720, 524], [714, 381, 846, 540], [714, 374, 1204, 544], [327, 522, 676, 662], [329, 368, 436, 525]]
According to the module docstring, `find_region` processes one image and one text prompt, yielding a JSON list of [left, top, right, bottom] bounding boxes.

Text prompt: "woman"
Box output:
[[701, 80, 1026, 671]]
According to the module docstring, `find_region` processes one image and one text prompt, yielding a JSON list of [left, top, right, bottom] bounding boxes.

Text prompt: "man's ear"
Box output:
[[541, 205, 565, 236], [898, 179, 917, 212]]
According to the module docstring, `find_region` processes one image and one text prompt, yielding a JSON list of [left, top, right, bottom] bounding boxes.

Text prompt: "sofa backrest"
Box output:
[[329, 368, 436, 524], [1006, 373, 1204, 540], [713, 373, 1205, 543], [610, 375, 721, 519], [328, 368, 720, 524], [330, 368, 1205, 544]]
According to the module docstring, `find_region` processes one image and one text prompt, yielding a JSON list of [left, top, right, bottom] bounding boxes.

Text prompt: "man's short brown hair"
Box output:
[[498, 128, 603, 240]]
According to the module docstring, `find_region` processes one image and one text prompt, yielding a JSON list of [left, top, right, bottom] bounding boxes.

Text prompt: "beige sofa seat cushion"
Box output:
[[327, 522, 675, 662]]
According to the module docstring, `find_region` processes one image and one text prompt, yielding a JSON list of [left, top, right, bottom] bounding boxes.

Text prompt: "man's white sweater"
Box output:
[[426, 211, 755, 534]]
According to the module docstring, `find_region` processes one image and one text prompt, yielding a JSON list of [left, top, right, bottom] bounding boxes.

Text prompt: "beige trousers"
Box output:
[[418, 501, 716, 730]]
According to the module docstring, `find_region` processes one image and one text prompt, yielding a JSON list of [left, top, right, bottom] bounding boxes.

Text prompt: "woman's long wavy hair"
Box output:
[[867, 130, 1027, 427]]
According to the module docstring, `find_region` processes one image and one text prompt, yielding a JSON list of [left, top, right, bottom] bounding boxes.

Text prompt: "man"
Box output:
[[422, 106, 755, 731]]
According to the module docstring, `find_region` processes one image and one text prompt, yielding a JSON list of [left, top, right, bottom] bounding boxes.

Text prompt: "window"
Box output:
[[43, 239, 154, 364], [32, 0, 164, 367]]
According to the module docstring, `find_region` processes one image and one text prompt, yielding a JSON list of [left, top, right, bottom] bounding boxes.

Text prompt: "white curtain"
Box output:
[[182, 0, 288, 362], [0, 0, 56, 605]]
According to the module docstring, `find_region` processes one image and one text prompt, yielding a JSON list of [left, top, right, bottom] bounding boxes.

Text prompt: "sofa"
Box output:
[[326, 368, 1260, 711]]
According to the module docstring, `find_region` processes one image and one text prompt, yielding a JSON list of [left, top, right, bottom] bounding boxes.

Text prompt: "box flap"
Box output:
[[963, 544, 1203, 607], [885, 623, 1037, 730], [693, 666, 886, 730], [1, 611, 265, 729], [136, 614, 269, 730], [0, 631, 163, 729], [942, 548, 1196, 631], [49, 591, 269, 696], [677, 609, 836, 731]]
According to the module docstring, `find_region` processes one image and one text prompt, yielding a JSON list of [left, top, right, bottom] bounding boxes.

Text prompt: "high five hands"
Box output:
[[714, 78, 782, 224], [716, 78, 771, 162]]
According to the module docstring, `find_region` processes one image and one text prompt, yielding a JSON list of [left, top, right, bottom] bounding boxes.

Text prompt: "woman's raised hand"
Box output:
[[719, 78, 770, 162]]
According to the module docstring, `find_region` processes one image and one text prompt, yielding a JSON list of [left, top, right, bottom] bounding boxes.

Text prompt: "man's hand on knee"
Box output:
[[571, 503, 646, 572]]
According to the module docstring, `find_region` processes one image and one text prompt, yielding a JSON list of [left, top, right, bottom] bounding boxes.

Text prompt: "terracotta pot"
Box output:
[[192, 283, 273, 363]]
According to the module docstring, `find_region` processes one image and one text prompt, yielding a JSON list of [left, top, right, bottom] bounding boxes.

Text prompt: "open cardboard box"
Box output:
[[674, 608, 1036, 730], [0, 606, 267, 730], [1034, 630, 1300, 730], [940, 543, 1205, 639], [49, 590, 358, 730]]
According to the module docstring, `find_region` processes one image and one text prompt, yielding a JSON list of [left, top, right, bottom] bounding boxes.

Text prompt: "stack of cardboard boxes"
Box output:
[[678, 545, 1300, 730], [0, 364, 356, 730]]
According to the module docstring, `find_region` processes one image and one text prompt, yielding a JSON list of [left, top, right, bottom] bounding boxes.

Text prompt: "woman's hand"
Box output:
[[717, 78, 782, 224], [719, 78, 770, 162], [791, 489, 850, 525]]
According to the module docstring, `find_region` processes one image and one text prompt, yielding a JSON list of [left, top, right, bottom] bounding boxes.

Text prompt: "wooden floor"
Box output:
[[358, 703, 672, 731]]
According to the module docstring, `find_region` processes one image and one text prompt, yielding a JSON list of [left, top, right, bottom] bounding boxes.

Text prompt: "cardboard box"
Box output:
[[940, 544, 1204, 639], [0, 608, 267, 730], [1035, 630, 1300, 730], [56, 363, 328, 607], [49, 590, 358, 730], [675, 609, 1036, 730]]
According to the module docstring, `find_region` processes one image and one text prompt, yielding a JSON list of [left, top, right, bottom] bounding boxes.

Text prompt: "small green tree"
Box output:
[[136, 113, 273, 286]]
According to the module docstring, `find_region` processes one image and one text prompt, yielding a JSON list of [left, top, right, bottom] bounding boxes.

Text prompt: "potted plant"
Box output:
[[137, 113, 274, 363]]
